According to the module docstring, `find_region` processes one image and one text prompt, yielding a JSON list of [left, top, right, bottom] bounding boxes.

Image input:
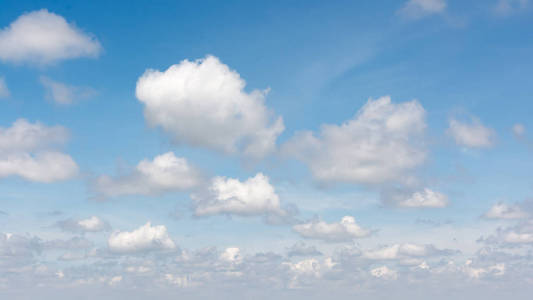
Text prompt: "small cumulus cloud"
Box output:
[[0, 119, 78, 182], [293, 216, 371, 242], [0, 9, 101, 65], [93, 152, 202, 198], [447, 116, 496, 149], [107, 222, 176, 254]]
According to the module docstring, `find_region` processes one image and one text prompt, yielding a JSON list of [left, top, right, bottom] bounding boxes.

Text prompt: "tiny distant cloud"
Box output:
[[512, 123, 526, 138], [56, 216, 111, 233], [40, 76, 96, 105], [397, 0, 447, 20], [492, 0, 529, 17]]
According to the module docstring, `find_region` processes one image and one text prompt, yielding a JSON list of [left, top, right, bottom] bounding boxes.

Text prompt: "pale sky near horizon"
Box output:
[[1, 1, 533, 299]]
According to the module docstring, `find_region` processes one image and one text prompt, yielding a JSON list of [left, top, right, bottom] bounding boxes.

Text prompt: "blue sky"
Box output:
[[1, 0, 533, 299]]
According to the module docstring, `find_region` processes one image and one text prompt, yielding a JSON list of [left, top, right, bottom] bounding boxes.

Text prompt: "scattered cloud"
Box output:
[[56, 216, 110, 233], [493, 0, 529, 16], [0, 9, 101, 65], [107, 222, 176, 253], [93, 152, 202, 198], [136, 55, 284, 158], [0, 76, 9, 98], [293, 216, 371, 242], [483, 202, 529, 220], [381, 188, 449, 208], [40, 76, 96, 105], [397, 0, 447, 20], [283, 96, 427, 185], [192, 173, 289, 218], [447, 117, 496, 148], [362, 243, 457, 260], [0, 119, 78, 182]]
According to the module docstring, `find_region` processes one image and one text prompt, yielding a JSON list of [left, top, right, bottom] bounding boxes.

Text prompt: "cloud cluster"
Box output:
[[293, 216, 371, 242], [107, 222, 176, 253], [94, 152, 202, 198], [0, 9, 101, 65], [136, 55, 284, 158], [192, 173, 287, 218], [0, 119, 78, 182], [283, 96, 427, 185]]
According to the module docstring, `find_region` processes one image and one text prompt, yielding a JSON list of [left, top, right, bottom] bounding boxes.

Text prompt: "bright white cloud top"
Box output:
[[192, 173, 287, 217], [283, 96, 426, 184], [293, 216, 370, 242], [0, 9, 101, 65], [107, 222, 176, 253], [0, 119, 78, 182], [94, 152, 202, 197], [136, 55, 284, 158]]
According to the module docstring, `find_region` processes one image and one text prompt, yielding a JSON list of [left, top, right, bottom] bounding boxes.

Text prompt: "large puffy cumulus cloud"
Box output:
[[136, 55, 284, 158], [283, 96, 426, 185]]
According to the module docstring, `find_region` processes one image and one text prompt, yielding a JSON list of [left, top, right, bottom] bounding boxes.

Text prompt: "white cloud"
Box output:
[[135, 55, 284, 158], [293, 216, 371, 242], [108, 222, 176, 253], [383, 188, 449, 208], [0, 76, 9, 98], [0, 119, 78, 182], [398, 0, 447, 20], [483, 203, 529, 220], [283, 96, 426, 185], [493, 0, 529, 16], [192, 173, 287, 217], [363, 243, 455, 260], [40, 76, 95, 105], [447, 117, 496, 148], [57, 216, 110, 233], [220, 247, 242, 264], [370, 266, 398, 280], [0, 9, 101, 65], [94, 152, 202, 198]]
